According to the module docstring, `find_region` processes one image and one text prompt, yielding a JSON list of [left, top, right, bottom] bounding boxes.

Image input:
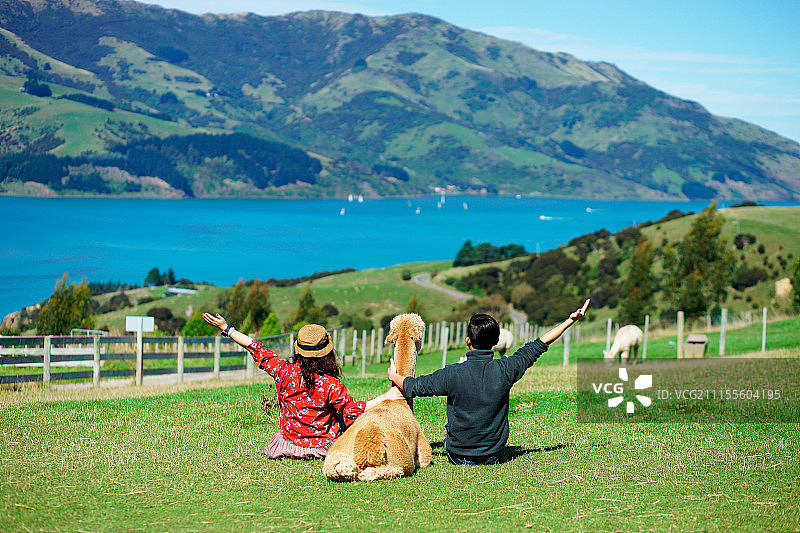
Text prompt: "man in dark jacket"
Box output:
[[388, 299, 590, 465]]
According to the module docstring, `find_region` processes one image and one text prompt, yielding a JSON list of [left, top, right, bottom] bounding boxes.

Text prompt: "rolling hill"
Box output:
[[1, 0, 800, 199]]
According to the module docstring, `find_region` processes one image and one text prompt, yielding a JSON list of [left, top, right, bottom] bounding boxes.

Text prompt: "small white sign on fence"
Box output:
[[126, 316, 153, 386], [126, 316, 154, 332]]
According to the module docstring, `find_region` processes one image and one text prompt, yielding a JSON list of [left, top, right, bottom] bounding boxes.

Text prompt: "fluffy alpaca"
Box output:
[[492, 328, 515, 356], [322, 313, 432, 481], [603, 325, 644, 363]]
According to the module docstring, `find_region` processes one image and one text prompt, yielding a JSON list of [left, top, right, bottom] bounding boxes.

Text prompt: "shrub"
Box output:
[[732, 267, 768, 290], [23, 78, 51, 97], [37, 274, 94, 335], [258, 312, 281, 338], [154, 46, 188, 63], [401, 269, 412, 281], [614, 226, 642, 249], [338, 313, 372, 332], [734, 233, 757, 250], [181, 315, 216, 336], [98, 292, 130, 313], [147, 307, 185, 334]]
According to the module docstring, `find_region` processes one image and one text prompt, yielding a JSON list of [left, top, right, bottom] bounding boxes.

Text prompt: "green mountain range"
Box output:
[[2, 0, 800, 199]]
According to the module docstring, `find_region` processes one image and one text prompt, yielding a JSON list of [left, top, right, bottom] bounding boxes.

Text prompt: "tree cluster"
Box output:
[[37, 274, 94, 335], [453, 240, 526, 267], [221, 280, 272, 335], [23, 77, 51, 97], [61, 93, 115, 111], [286, 283, 327, 332], [145, 267, 176, 286], [662, 204, 735, 316]]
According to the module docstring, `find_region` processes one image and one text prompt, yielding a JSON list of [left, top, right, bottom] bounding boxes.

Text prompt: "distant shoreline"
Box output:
[[0, 190, 772, 203]]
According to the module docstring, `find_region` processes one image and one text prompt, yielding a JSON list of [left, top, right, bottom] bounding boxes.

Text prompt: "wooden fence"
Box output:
[[0, 321, 543, 386], [1, 308, 782, 386], [0, 334, 252, 386]]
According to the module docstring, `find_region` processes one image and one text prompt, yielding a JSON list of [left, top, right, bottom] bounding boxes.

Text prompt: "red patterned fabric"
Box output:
[[247, 341, 365, 448]]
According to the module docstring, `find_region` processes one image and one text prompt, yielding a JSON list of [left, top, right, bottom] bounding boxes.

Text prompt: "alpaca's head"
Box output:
[[385, 313, 425, 378]]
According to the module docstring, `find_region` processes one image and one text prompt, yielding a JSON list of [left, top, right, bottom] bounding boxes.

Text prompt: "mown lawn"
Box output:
[[2, 354, 798, 532]]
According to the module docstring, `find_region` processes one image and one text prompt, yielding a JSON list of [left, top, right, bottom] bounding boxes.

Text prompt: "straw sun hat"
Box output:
[[294, 324, 334, 358]]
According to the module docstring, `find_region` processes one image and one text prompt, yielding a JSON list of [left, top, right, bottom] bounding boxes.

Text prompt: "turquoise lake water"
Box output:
[[2, 196, 796, 317]]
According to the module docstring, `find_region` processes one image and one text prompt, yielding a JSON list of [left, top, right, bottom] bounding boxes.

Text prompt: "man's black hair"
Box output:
[[467, 313, 500, 350]]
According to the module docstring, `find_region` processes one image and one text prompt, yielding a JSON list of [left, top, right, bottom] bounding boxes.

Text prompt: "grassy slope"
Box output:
[[91, 260, 455, 335], [642, 205, 800, 315], [1, 344, 797, 531], [0, 74, 208, 158]]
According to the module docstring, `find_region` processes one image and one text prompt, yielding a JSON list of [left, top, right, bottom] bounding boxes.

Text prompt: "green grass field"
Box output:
[[2, 340, 798, 531]]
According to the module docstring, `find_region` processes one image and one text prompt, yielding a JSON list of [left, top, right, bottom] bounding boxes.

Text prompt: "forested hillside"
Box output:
[[440, 205, 800, 325], [1, 0, 800, 198]]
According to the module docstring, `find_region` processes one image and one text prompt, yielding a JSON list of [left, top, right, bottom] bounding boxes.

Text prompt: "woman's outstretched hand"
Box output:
[[202, 312, 227, 331]]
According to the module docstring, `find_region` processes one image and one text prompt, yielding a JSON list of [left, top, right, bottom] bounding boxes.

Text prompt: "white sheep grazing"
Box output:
[[603, 325, 644, 363], [492, 328, 515, 356]]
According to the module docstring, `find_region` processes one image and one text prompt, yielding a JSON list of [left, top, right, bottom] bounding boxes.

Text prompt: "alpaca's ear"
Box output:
[[385, 329, 398, 344]]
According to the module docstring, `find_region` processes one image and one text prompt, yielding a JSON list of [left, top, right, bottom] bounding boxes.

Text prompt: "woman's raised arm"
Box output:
[[202, 312, 255, 348]]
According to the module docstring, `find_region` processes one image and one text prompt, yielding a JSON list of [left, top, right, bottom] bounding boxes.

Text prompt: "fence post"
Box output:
[[289, 333, 295, 361], [376, 328, 385, 363], [642, 315, 649, 361], [719, 309, 727, 356], [178, 336, 185, 384], [606, 319, 612, 351], [214, 336, 221, 378], [677, 311, 684, 359], [135, 327, 143, 386], [42, 335, 51, 386], [361, 330, 367, 364], [562, 328, 570, 367], [339, 330, 346, 366], [370, 329, 376, 363], [761, 307, 767, 352], [361, 331, 367, 376], [441, 326, 449, 368], [352, 330, 358, 366], [93, 336, 100, 387], [427, 322, 432, 348]]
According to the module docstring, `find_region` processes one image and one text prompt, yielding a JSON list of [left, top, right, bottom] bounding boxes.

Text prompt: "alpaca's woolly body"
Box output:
[[323, 314, 431, 481]]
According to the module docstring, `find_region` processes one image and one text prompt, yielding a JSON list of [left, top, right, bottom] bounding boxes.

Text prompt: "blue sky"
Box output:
[[149, 0, 800, 143]]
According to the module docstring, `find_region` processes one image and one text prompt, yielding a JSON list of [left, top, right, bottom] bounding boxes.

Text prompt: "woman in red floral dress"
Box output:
[[203, 313, 402, 459]]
